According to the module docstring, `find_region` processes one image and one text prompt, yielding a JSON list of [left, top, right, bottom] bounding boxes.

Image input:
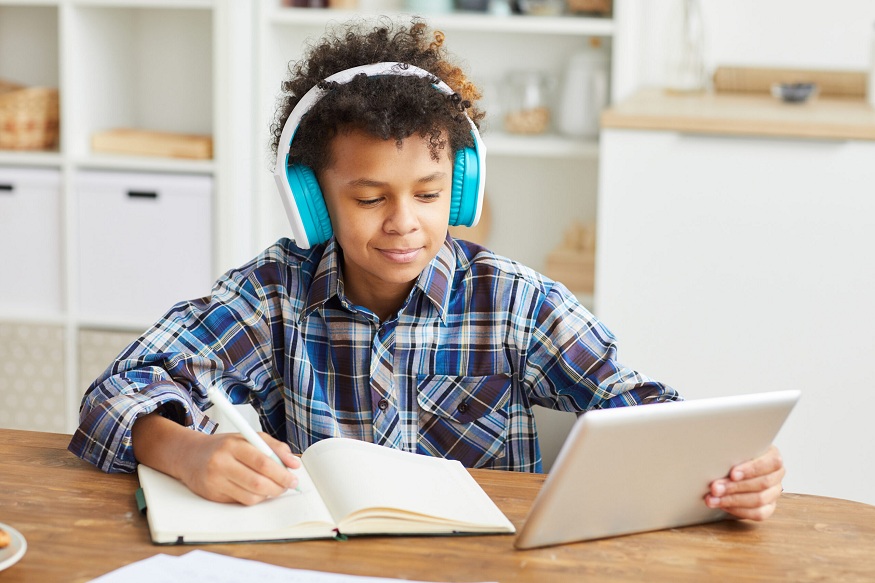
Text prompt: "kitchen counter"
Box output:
[[601, 87, 875, 141]]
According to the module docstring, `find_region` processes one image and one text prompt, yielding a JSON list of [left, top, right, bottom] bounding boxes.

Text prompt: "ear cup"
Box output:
[[449, 145, 481, 227], [287, 164, 333, 246]]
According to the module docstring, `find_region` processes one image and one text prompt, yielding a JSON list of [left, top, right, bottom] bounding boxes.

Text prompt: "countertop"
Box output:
[[601, 87, 875, 141]]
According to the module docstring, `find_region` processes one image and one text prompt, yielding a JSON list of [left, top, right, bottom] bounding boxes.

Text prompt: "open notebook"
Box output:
[[514, 389, 800, 549], [137, 437, 514, 544]]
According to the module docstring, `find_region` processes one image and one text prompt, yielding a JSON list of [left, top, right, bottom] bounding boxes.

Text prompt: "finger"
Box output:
[[232, 440, 297, 494], [720, 501, 778, 522], [706, 482, 783, 515], [711, 464, 785, 497], [220, 476, 273, 506], [225, 456, 293, 501], [192, 457, 273, 506], [729, 445, 783, 482], [260, 432, 302, 470]]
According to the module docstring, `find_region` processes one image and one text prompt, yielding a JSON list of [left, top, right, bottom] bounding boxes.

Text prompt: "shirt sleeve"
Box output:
[[523, 281, 681, 412], [67, 261, 286, 473]]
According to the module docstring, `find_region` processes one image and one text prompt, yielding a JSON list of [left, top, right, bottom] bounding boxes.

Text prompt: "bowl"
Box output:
[[771, 82, 818, 103]]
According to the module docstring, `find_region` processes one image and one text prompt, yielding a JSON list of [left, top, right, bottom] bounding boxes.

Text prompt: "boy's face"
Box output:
[[319, 128, 453, 306]]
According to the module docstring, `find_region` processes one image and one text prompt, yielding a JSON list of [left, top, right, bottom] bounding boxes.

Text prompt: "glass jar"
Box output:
[[502, 70, 554, 135], [663, 0, 707, 93], [517, 0, 565, 16]]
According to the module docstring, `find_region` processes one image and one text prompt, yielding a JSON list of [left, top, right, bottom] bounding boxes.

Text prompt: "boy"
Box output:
[[70, 18, 784, 519]]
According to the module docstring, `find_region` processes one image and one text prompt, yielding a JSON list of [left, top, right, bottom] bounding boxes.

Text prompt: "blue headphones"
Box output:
[[273, 62, 486, 249]]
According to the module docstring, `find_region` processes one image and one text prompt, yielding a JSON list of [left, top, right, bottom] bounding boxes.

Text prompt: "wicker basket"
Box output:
[[566, 0, 612, 15], [0, 80, 60, 151]]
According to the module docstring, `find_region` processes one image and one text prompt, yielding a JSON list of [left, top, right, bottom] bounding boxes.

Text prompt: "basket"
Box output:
[[0, 80, 60, 151], [566, 0, 612, 15]]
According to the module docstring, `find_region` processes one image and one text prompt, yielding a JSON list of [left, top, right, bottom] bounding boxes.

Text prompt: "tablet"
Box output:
[[514, 389, 800, 549]]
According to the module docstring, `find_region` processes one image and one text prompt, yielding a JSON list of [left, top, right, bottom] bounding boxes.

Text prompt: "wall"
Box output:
[[625, 0, 875, 96], [603, 1, 875, 504]]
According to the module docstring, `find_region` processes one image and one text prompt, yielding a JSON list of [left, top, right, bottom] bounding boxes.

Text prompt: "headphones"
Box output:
[[273, 62, 486, 249]]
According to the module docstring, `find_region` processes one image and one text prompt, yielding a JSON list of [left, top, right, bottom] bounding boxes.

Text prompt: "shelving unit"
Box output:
[[2, 1, 637, 457], [0, 0, 252, 433]]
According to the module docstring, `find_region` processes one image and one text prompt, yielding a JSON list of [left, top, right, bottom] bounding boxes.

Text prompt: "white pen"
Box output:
[[206, 386, 285, 468]]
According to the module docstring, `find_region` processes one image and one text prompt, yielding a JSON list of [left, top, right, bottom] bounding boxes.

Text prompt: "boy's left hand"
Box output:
[[705, 445, 785, 521]]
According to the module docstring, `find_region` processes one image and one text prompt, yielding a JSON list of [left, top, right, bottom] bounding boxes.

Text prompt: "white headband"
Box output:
[[273, 61, 481, 175]]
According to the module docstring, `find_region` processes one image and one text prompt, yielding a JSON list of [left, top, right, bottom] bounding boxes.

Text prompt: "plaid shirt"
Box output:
[[69, 236, 679, 473]]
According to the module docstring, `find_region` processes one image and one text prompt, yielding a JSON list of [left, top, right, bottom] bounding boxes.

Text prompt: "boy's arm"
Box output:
[[69, 250, 291, 474], [524, 282, 680, 412], [131, 412, 300, 505], [526, 283, 784, 520]]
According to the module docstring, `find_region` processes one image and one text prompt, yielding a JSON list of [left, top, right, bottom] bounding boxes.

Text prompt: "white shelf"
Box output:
[[75, 317, 153, 332], [0, 0, 57, 6], [70, 0, 213, 8], [485, 132, 599, 158], [0, 310, 67, 326], [73, 154, 215, 175], [0, 150, 63, 167], [0, 0, 212, 7], [269, 7, 614, 37]]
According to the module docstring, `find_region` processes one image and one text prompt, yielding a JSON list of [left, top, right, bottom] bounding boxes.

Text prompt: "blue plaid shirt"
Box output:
[[69, 236, 679, 473]]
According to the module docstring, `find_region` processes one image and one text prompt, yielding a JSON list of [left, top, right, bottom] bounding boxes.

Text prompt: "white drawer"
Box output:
[[0, 166, 63, 315], [75, 171, 213, 324]]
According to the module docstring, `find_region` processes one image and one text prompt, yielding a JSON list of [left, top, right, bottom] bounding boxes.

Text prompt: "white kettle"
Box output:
[[557, 40, 610, 139]]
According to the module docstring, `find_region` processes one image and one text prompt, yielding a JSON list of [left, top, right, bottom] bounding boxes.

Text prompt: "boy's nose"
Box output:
[[384, 200, 419, 234]]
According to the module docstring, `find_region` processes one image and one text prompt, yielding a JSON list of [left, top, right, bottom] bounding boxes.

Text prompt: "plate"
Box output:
[[0, 523, 27, 572]]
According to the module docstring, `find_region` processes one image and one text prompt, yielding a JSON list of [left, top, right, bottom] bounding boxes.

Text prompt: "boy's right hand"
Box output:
[[132, 413, 301, 505]]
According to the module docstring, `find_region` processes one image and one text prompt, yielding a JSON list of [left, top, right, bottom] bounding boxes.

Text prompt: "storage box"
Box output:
[[0, 80, 60, 150], [76, 171, 213, 324], [92, 128, 213, 160], [0, 166, 63, 314]]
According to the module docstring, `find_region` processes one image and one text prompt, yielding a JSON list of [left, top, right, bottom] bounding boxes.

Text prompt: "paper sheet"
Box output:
[[89, 550, 496, 583]]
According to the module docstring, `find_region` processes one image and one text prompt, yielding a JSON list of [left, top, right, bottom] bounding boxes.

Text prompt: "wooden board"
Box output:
[[713, 66, 866, 98], [91, 128, 213, 159]]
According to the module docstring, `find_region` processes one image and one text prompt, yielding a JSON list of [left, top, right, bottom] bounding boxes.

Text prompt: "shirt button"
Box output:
[[378, 398, 389, 411], [457, 401, 469, 414]]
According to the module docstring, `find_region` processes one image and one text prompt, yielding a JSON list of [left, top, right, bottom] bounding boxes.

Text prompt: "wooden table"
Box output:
[[2, 429, 874, 582]]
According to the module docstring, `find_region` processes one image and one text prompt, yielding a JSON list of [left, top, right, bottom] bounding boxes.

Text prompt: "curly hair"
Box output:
[[269, 17, 485, 176]]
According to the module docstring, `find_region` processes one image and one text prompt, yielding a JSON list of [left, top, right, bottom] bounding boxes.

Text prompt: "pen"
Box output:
[[206, 386, 285, 468]]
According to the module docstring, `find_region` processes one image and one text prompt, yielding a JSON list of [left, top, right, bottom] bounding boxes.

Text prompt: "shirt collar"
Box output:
[[414, 234, 456, 323], [302, 238, 343, 321], [301, 235, 458, 323]]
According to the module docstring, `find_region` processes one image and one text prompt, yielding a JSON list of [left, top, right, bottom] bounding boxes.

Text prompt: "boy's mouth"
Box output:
[[378, 248, 422, 263]]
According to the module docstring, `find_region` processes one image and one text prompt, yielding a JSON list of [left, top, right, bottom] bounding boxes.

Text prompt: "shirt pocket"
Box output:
[[416, 373, 512, 468]]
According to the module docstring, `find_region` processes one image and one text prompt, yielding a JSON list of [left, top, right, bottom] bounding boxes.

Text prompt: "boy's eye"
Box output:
[[357, 197, 381, 207], [417, 193, 440, 201]]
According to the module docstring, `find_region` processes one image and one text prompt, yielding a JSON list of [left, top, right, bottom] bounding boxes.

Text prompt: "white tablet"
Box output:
[[514, 389, 800, 549]]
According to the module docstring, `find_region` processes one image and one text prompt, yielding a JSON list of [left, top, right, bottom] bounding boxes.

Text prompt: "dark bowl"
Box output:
[[771, 82, 818, 103]]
